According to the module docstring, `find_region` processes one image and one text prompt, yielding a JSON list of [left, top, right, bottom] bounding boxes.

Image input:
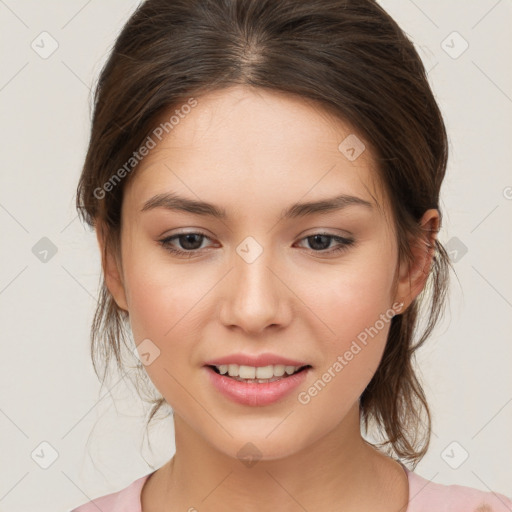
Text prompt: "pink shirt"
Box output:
[[70, 463, 512, 511]]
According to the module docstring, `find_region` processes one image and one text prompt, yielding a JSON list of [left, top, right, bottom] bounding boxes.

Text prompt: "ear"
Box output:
[[394, 209, 440, 313], [95, 221, 129, 312]]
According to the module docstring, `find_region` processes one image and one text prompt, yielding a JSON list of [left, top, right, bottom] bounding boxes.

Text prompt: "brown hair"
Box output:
[[76, 0, 453, 469]]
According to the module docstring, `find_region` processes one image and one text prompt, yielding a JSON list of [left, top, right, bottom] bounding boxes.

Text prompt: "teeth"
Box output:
[[215, 364, 302, 379]]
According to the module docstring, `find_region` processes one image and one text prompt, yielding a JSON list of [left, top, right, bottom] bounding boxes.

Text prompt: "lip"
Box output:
[[203, 353, 309, 368], [204, 365, 311, 406]]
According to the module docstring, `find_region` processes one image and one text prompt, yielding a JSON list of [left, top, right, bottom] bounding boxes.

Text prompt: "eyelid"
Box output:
[[158, 230, 355, 257], [162, 227, 353, 240], [299, 226, 354, 238]]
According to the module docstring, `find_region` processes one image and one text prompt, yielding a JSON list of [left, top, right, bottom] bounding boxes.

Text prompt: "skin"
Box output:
[[96, 84, 439, 512]]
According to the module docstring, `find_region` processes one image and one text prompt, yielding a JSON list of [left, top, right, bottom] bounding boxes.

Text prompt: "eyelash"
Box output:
[[158, 231, 355, 258]]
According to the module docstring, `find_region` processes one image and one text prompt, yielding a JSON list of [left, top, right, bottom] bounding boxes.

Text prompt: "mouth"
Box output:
[[204, 362, 313, 406], [206, 364, 312, 384]]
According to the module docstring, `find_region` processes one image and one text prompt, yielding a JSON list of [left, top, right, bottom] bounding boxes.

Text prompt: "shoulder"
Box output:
[[69, 472, 154, 512], [404, 466, 512, 512]]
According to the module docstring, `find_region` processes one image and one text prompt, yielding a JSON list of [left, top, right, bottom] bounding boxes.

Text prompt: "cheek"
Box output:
[[123, 257, 205, 408], [296, 281, 394, 424], [123, 241, 206, 334], [300, 250, 396, 395], [305, 249, 395, 337], [120, 247, 199, 363]]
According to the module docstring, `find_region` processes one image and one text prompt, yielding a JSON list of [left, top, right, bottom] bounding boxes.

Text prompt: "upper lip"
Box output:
[[204, 353, 310, 368]]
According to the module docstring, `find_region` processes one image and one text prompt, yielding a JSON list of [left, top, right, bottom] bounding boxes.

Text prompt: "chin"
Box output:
[[212, 430, 312, 465]]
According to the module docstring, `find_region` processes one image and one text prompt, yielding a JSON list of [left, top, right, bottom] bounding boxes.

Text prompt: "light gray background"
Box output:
[[0, 1, 511, 511]]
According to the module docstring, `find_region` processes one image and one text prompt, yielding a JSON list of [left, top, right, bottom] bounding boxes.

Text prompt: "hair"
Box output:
[[76, 0, 454, 469]]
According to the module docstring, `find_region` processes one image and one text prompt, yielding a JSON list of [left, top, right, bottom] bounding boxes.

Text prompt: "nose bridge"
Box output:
[[219, 238, 289, 333]]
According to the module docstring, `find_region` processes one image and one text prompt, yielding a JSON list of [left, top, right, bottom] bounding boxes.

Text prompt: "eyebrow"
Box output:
[[140, 192, 374, 219]]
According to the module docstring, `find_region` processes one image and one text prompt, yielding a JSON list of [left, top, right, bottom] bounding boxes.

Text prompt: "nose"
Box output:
[[218, 250, 292, 335]]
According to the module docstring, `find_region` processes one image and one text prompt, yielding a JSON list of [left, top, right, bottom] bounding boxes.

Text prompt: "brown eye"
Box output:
[[158, 232, 212, 257], [296, 233, 355, 255]]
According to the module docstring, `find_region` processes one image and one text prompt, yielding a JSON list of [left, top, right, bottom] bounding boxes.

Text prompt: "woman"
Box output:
[[71, 0, 512, 510]]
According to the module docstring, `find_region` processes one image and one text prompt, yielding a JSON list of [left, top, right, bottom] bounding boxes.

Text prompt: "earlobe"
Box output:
[[395, 209, 440, 312], [95, 221, 129, 312]]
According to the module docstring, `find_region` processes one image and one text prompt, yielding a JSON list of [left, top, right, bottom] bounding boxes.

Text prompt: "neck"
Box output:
[[148, 402, 407, 512]]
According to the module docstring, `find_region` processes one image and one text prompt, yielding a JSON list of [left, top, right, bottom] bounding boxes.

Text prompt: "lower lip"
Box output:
[[204, 366, 310, 406]]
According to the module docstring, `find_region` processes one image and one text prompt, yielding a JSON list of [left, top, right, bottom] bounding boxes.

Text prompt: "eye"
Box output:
[[158, 232, 213, 258], [158, 231, 355, 258], [295, 233, 355, 255]]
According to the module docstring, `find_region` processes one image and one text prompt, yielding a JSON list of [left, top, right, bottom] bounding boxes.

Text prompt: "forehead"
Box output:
[[123, 85, 389, 220]]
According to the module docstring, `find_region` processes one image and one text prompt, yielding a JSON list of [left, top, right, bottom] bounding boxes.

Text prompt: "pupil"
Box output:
[[309, 234, 330, 250], [181, 233, 202, 250]]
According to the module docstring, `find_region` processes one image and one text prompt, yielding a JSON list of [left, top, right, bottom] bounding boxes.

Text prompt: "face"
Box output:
[[101, 85, 415, 462]]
